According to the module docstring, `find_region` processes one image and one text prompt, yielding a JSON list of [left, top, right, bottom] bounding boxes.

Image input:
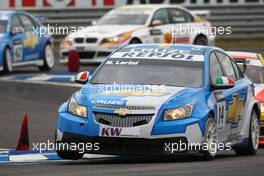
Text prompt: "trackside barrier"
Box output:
[[17, 4, 264, 42]]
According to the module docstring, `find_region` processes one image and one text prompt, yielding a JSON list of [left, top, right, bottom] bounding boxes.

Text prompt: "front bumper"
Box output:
[[57, 109, 205, 155], [58, 131, 188, 155]]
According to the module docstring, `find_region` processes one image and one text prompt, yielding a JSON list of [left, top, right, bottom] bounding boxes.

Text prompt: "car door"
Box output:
[[215, 51, 249, 143], [19, 14, 40, 61], [148, 8, 170, 43], [10, 14, 25, 63], [209, 52, 229, 143]]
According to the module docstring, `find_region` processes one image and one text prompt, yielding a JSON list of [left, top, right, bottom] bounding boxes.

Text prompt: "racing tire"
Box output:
[[38, 44, 55, 71], [194, 35, 208, 46], [56, 142, 84, 160], [3, 47, 12, 73], [130, 38, 142, 44], [201, 116, 218, 160], [234, 110, 259, 156]]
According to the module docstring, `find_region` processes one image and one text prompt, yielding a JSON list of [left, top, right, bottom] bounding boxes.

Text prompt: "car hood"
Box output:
[[68, 25, 144, 38], [78, 84, 200, 109]]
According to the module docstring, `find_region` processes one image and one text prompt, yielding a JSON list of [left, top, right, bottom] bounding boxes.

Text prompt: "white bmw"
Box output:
[[60, 4, 215, 64]]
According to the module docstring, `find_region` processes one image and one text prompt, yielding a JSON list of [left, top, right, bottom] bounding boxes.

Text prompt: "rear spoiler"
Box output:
[[190, 10, 210, 19]]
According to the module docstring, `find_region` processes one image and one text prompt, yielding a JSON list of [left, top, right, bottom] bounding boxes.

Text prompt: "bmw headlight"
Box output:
[[68, 96, 87, 118], [163, 102, 195, 121], [60, 37, 73, 47], [100, 31, 133, 45]]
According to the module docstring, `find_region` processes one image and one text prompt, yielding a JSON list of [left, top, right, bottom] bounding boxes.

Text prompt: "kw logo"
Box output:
[[101, 128, 122, 137]]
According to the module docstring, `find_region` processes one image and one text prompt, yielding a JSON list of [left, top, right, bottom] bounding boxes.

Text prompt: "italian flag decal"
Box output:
[[216, 76, 234, 85]]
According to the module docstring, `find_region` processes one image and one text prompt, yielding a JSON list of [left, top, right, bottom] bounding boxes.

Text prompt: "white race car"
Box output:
[[60, 5, 215, 64]]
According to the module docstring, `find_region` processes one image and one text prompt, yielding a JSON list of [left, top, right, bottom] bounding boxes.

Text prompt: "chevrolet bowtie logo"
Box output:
[[115, 108, 129, 116]]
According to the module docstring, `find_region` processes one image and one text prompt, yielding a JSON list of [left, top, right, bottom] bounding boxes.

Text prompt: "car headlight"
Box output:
[[100, 31, 133, 45], [60, 38, 73, 47], [163, 102, 195, 121], [68, 96, 87, 118]]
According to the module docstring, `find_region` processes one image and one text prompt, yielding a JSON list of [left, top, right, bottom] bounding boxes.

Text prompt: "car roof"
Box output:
[[117, 4, 187, 12], [227, 51, 258, 60], [227, 51, 264, 67]]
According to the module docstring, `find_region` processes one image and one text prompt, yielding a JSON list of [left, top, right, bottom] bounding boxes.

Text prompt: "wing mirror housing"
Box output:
[[212, 76, 235, 90], [12, 27, 24, 35], [151, 20, 163, 27], [74, 71, 89, 84]]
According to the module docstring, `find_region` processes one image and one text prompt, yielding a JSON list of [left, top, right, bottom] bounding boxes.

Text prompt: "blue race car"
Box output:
[[0, 11, 54, 73], [56, 44, 260, 160]]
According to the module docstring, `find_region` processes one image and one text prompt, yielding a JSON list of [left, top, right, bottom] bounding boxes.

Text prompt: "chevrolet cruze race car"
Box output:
[[56, 44, 260, 160], [0, 11, 54, 73], [60, 5, 214, 64], [228, 51, 264, 145]]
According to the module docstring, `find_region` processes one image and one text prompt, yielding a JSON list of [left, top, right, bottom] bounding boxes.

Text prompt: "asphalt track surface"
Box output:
[[0, 59, 264, 176]]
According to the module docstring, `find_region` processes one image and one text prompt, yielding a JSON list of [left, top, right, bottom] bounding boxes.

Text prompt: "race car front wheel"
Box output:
[[56, 142, 84, 160], [201, 116, 218, 160], [3, 47, 12, 73], [39, 44, 55, 71], [234, 110, 260, 155]]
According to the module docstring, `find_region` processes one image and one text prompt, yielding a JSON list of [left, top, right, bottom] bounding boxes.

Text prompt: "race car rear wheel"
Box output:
[[130, 38, 142, 44], [201, 116, 218, 160], [3, 47, 12, 73], [39, 44, 54, 71], [234, 110, 259, 155], [194, 35, 208, 46]]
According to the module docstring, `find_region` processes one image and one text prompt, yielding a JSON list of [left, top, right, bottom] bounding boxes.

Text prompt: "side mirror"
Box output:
[[12, 27, 24, 35], [74, 71, 89, 84], [151, 20, 163, 27], [213, 76, 235, 90]]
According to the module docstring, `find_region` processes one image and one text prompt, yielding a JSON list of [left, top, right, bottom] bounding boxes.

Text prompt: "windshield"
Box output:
[[0, 20, 7, 33], [97, 9, 150, 25], [240, 65, 264, 84], [91, 58, 204, 87]]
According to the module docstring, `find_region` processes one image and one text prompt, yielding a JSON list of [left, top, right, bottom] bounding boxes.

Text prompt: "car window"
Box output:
[[152, 9, 169, 25], [19, 14, 34, 31], [11, 15, 24, 31], [215, 52, 237, 81], [231, 60, 244, 80], [168, 8, 193, 23], [210, 52, 224, 85]]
